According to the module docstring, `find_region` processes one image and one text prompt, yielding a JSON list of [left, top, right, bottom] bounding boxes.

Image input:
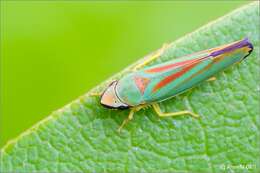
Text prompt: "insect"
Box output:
[[96, 38, 253, 131]]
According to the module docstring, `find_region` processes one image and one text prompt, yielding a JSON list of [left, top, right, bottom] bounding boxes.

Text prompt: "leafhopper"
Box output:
[[97, 38, 253, 131]]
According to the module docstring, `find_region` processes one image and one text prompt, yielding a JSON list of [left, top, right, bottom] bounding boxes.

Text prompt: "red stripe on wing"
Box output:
[[134, 76, 150, 95], [146, 58, 200, 73], [152, 61, 200, 92]]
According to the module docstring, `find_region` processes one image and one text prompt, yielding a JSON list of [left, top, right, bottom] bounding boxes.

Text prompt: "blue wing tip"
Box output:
[[242, 37, 254, 59], [210, 37, 253, 57], [243, 37, 254, 51]]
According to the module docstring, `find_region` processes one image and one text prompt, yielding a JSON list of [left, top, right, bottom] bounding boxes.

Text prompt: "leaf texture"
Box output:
[[1, 2, 259, 173]]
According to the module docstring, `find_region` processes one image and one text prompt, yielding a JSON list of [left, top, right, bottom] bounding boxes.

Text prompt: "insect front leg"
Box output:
[[89, 92, 102, 96], [117, 105, 148, 132], [132, 43, 170, 71], [117, 109, 135, 132], [152, 103, 200, 119]]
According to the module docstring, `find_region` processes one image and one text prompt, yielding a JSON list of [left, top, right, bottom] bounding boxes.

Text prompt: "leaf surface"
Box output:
[[1, 2, 259, 173]]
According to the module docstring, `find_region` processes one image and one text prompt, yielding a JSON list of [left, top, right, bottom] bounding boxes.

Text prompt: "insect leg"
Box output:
[[152, 103, 200, 119], [132, 43, 170, 71], [117, 109, 135, 132], [89, 92, 102, 96], [117, 104, 148, 132], [207, 76, 216, 82]]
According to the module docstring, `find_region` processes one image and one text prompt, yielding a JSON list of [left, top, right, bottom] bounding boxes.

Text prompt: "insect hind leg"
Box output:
[[132, 43, 170, 71], [152, 103, 200, 119], [207, 76, 216, 82]]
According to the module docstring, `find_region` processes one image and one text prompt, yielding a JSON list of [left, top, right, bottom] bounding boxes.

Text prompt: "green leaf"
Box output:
[[1, 2, 259, 173]]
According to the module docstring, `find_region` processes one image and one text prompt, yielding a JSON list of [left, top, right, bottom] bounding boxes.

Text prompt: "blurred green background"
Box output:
[[0, 1, 248, 147]]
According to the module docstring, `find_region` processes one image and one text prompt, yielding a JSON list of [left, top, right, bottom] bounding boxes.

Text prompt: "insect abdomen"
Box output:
[[116, 38, 253, 105], [143, 38, 253, 102]]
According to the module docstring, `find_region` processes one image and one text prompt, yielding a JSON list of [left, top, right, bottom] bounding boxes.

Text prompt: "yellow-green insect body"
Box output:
[[102, 38, 253, 107], [99, 38, 253, 130]]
